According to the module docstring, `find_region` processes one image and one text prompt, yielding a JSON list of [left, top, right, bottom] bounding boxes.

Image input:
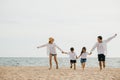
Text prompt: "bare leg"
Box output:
[[103, 61, 105, 68], [99, 61, 102, 71], [49, 54, 52, 70], [70, 63, 72, 68], [83, 63, 85, 71], [54, 55, 58, 69], [81, 63, 84, 70], [74, 63, 76, 70]]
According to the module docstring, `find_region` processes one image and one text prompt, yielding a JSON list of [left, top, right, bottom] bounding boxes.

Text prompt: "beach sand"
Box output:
[[0, 66, 120, 80]]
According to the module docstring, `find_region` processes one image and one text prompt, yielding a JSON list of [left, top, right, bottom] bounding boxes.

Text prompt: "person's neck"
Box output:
[[71, 51, 74, 53], [83, 51, 86, 53], [99, 41, 102, 43], [49, 42, 53, 44]]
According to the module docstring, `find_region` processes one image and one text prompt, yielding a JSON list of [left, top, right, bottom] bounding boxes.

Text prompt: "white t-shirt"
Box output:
[[38, 43, 63, 55], [80, 52, 89, 58], [91, 35, 116, 55], [67, 52, 77, 60]]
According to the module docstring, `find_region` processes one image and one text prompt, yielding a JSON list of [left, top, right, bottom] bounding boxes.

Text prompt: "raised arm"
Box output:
[[90, 42, 97, 53], [37, 44, 48, 48], [104, 34, 117, 43]]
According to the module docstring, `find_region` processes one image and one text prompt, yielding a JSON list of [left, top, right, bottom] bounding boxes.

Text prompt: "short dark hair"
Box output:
[[70, 47, 74, 51], [98, 36, 102, 40]]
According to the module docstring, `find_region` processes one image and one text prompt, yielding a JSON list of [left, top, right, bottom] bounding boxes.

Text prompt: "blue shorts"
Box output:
[[80, 58, 87, 63]]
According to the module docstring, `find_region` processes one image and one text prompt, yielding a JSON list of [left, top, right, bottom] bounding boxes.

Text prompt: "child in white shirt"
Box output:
[[77, 47, 90, 70], [63, 47, 77, 70]]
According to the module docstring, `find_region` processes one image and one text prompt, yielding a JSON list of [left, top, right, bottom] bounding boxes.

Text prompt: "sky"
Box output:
[[0, 0, 120, 57]]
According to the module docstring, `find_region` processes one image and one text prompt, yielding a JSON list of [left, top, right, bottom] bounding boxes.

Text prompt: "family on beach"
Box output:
[[37, 34, 117, 71]]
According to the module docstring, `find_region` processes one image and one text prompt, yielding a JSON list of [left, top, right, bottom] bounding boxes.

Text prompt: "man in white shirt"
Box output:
[[90, 34, 117, 70]]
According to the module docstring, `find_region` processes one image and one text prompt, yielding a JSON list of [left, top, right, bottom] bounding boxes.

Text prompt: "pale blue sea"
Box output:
[[0, 57, 120, 68]]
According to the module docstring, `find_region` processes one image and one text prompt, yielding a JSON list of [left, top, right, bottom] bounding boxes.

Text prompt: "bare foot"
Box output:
[[100, 68, 102, 71], [82, 68, 84, 71], [56, 66, 58, 69], [49, 68, 52, 70]]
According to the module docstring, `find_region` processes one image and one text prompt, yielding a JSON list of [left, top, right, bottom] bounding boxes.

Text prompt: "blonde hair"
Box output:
[[49, 37, 54, 43]]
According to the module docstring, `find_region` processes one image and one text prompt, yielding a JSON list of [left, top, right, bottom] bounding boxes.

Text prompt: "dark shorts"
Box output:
[[70, 60, 76, 64], [80, 58, 87, 63], [98, 54, 105, 61], [50, 54, 57, 56]]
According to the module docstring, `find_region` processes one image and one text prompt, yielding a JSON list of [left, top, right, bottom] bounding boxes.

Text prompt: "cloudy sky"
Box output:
[[0, 0, 120, 57]]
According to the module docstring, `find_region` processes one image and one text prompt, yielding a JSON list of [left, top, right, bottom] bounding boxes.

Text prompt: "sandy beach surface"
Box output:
[[0, 66, 120, 80]]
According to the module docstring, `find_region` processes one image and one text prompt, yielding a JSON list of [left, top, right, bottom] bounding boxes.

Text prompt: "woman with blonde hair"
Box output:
[[37, 37, 64, 70]]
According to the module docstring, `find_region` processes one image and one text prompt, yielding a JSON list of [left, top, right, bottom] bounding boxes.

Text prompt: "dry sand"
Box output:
[[0, 66, 120, 80]]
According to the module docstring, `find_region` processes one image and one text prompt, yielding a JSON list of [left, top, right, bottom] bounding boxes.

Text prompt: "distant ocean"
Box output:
[[0, 57, 120, 68]]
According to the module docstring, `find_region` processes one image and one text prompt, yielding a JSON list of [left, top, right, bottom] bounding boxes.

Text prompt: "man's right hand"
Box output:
[[37, 47, 39, 48], [89, 52, 92, 55], [115, 34, 117, 36]]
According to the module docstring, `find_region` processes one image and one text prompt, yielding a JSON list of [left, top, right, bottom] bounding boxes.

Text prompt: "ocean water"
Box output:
[[0, 57, 120, 68]]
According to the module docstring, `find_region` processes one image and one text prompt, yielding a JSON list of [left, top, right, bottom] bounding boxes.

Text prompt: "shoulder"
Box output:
[[47, 43, 51, 45], [53, 43, 57, 45], [95, 42, 99, 44], [102, 40, 106, 43], [48, 43, 56, 45], [45, 43, 49, 45], [94, 42, 99, 45], [67, 52, 71, 55]]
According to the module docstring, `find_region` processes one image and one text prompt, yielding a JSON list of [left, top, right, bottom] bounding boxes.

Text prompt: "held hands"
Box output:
[[62, 51, 64, 54], [62, 51, 68, 54], [76, 57, 79, 59], [115, 34, 117, 36], [89, 52, 92, 55], [37, 47, 40, 48], [76, 55, 80, 59]]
